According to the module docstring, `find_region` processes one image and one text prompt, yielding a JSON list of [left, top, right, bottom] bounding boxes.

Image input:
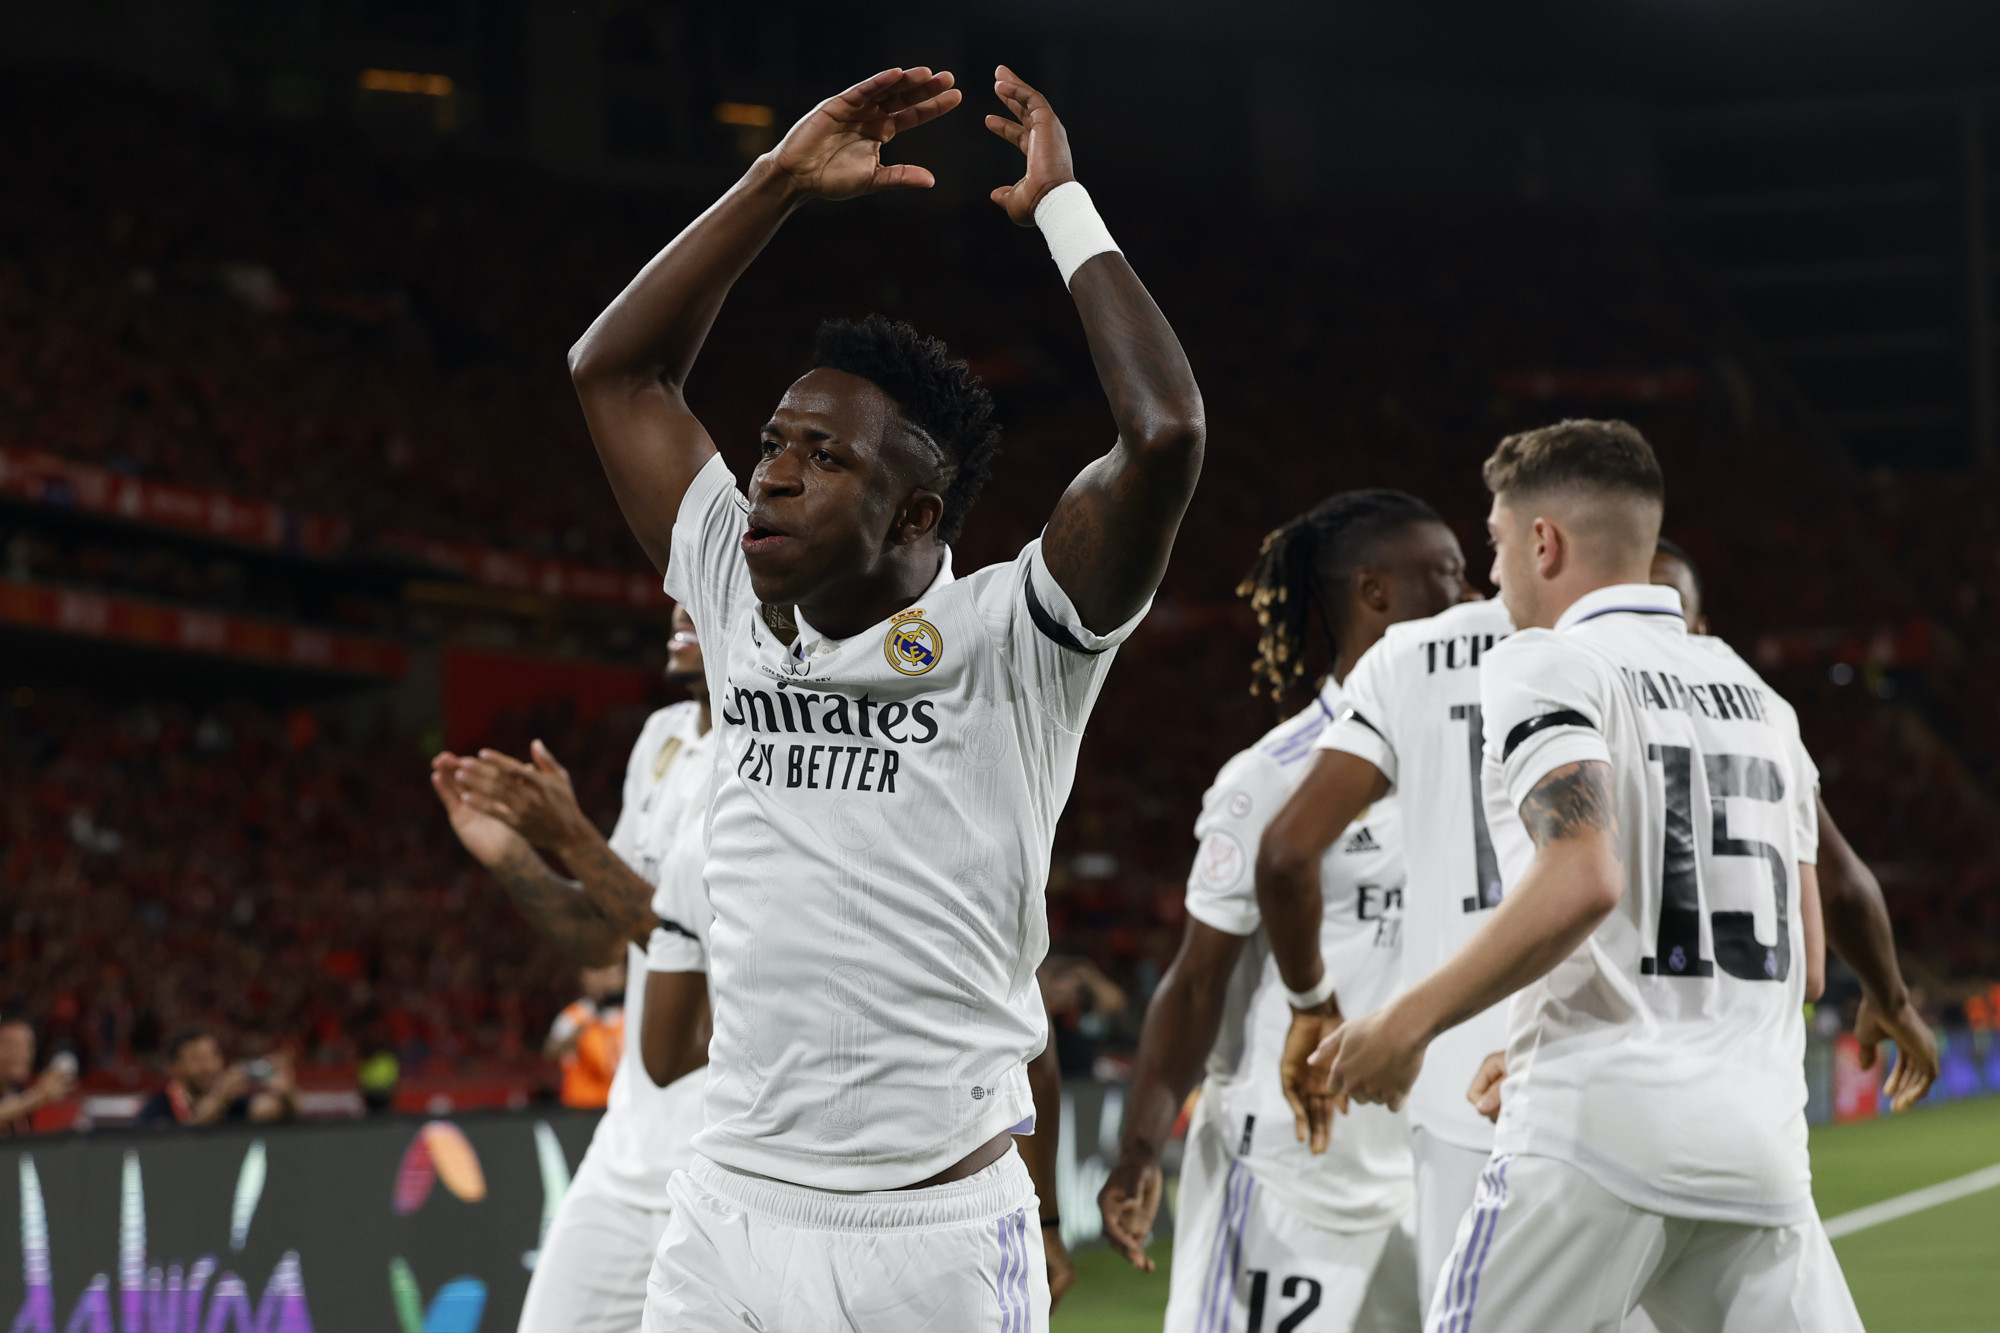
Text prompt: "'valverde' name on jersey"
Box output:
[[1185, 680, 1413, 1233], [664, 454, 1144, 1191], [1478, 583, 1821, 1227], [1318, 596, 1515, 1152]]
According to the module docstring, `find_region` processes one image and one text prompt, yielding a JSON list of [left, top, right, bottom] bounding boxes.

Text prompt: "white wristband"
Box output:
[[1285, 970, 1339, 1012], [1034, 181, 1121, 287]]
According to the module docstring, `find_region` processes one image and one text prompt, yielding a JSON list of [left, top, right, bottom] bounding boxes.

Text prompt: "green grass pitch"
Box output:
[[1053, 1096, 2000, 1331]]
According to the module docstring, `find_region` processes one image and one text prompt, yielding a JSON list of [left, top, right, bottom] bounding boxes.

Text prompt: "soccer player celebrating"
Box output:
[[1099, 491, 1475, 1333], [1255, 533, 1514, 1314], [1313, 420, 1926, 1331], [568, 64, 1202, 1329], [432, 604, 717, 1333], [1644, 539, 1935, 1100]]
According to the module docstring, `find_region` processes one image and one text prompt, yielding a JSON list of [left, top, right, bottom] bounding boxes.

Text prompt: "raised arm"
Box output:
[[985, 67, 1204, 633], [1099, 918, 1245, 1271], [1254, 748, 1388, 1150], [1816, 796, 1938, 1111], [570, 68, 961, 570]]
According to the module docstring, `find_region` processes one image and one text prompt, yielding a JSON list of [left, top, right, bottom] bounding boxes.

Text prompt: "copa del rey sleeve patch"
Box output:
[[1195, 829, 1247, 889]]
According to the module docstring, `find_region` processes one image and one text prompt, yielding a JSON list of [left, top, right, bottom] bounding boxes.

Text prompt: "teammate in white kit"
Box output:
[[431, 606, 717, 1333], [1311, 420, 1932, 1331], [1099, 490, 1478, 1333], [567, 63, 1203, 1331], [1257, 585, 1511, 1315]]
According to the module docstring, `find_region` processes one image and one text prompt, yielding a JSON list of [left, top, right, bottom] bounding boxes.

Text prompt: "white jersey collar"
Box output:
[[1555, 582, 1685, 633], [790, 546, 956, 657]]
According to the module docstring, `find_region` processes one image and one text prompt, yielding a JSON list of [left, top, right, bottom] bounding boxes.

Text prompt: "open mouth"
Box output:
[[741, 522, 792, 555]]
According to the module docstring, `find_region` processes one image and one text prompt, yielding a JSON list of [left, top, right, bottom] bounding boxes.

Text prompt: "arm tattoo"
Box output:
[[489, 843, 628, 963], [556, 836, 656, 936], [1520, 761, 1617, 848]]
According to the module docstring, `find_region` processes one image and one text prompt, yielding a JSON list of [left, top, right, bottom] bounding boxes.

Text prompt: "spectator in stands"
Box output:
[[135, 1027, 298, 1127], [547, 962, 625, 1109], [0, 1018, 75, 1137], [1039, 955, 1131, 1078]]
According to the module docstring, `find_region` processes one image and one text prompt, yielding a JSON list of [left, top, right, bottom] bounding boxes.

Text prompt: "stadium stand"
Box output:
[[4, 69, 1997, 1108]]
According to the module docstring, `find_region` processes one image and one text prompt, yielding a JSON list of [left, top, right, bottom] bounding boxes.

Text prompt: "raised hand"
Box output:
[[771, 67, 960, 201], [1280, 1008, 1348, 1154], [451, 741, 598, 855], [430, 752, 529, 869], [985, 64, 1076, 226], [1856, 993, 1939, 1113], [1097, 1155, 1164, 1271]]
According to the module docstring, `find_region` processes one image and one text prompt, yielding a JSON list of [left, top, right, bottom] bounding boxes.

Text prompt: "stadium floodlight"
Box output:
[[358, 69, 454, 97], [714, 102, 775, 127]]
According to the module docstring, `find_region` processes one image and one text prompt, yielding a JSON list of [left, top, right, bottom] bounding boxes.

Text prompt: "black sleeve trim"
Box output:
[[1502, 709, 1594, 761], [1338, 706, 1387, 741], [1023, 572, 1106, 656], [655, 916, 700, 942]]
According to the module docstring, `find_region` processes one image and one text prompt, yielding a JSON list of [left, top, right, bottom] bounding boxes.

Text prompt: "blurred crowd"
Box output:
[[0, 685, 643, 1103], [3, 70, 1998, 1113]]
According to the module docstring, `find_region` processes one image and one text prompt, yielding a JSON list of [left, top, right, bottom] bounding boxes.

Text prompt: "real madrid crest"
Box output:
[[884, 609, 943, 676]]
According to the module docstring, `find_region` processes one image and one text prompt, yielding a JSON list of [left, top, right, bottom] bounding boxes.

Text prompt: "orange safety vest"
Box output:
[[554, 1000, 624, 1109]]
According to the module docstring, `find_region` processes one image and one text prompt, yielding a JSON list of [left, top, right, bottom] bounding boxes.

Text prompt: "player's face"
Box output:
[[175, 1036, 226, 1093], [665, 605, 703, 683], [745, 369, 941, 608], [1486, 495, 1544, 629], [1379, 520, 1481, 620], [1649, 551, 1707, 634], [0, 1024, 31, 1084]]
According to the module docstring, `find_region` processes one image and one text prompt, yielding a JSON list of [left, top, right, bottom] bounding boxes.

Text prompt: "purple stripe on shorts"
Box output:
[[996, 1207, 1024, 1333], [1013, 1209, 1032, 1333], [1456, 1156, 1511, 1332], [1436, 1159, 1495, 1327], [1197, 1165, 1241, 1333], [1436, 1155, 1511, 1333], [1198, 1162, 1253, 1333]]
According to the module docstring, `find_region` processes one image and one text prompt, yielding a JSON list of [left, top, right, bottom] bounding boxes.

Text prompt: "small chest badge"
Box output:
[[885, 610, 943, 676]]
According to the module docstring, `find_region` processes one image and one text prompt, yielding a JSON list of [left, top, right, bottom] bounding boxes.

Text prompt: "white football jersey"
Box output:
[[664, 454, 1144, 1190], [1479, 583, 1820, 1226], [1183, 681, 1412, 1234], [581, 701, 716, 1209], [1319, 596, 1515, 1151]]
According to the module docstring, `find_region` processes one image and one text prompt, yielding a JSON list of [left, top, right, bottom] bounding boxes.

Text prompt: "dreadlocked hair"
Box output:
[[811, 315, 1002, 545], [1236, 489, 1445, 705]]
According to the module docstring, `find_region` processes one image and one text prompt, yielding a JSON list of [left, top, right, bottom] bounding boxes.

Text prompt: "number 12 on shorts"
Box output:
[[1245, 1271, 1322, 1333], [1643, 742, 1791, 982]]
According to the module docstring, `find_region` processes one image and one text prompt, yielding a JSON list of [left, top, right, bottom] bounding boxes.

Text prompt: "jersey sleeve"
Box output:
[[975, 538, 1150, 733], [661, 452, 753, 643], [1183, 751, 1293, 937], [1785, 729, 1822, 866], [1480, 631, 1615, 813], [1317, 633, 1399, 788], [645, 782, 714, 974]]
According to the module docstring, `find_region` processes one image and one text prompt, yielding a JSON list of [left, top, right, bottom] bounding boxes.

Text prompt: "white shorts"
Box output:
[[1425, 1153, 1863, 1333], [1167, 1111, 1420, 1333], [518, 1159, 670, 1333], [643, 1147, 1048, 1332], [1409, 1128, 1488, 1319]]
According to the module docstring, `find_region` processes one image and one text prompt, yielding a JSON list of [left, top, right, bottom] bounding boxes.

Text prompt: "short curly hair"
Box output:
[[811, 315, 1001, 545]]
